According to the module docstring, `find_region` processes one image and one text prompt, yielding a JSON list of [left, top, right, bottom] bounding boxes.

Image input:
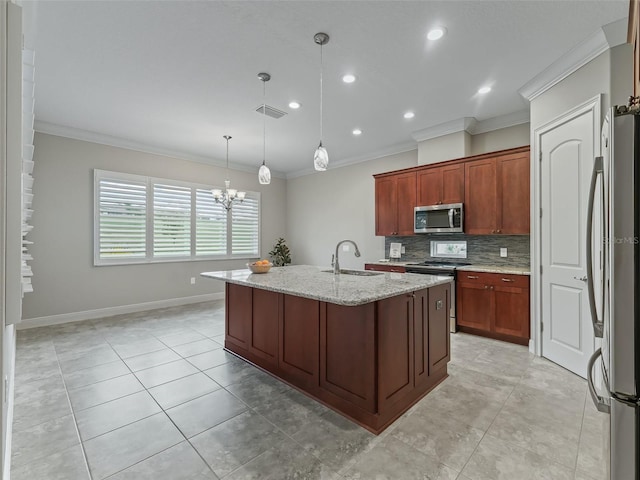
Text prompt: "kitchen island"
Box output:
[[201, 265, 452, 434]]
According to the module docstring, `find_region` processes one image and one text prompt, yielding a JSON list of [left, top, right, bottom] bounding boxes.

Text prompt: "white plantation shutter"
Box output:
[[98, 178, 147, 259], [196, 188, 227, 256], [231, 193, 260, 256], [94, 170, 260, 263], [153, 184, 191, 257]]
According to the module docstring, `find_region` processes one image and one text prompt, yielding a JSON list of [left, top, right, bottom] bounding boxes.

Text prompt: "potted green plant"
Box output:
[[269, 238, 291, 266]]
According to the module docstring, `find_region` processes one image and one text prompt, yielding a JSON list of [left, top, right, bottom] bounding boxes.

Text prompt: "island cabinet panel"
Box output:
[[377, 293, 414, 412], [279, 295, 320, 388], [428, 284, 451, 372], [225, 283, 252, 350], [249, 288, 280, 367], [413, 289, 429, 389], [320, 303, 376, 413]]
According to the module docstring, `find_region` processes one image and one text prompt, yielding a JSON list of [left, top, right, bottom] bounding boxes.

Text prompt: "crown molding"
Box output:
[[286, 140, 418, 179], [518, 17, 627, 101], [34, 120, 287, 178], [468, 110, 530, 135], [411, 117, 476, 143]]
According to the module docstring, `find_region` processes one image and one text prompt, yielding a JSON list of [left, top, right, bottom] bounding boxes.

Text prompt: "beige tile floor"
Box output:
[[11, 300, 609, 479]]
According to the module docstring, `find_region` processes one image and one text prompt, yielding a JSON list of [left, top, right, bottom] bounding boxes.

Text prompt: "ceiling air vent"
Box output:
[[256, 104, 287, 119]]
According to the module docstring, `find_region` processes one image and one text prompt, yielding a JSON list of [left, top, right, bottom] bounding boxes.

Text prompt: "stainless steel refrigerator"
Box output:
[[587, 105, 640, 480]]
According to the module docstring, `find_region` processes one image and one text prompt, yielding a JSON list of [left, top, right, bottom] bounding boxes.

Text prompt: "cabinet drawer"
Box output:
[[457, 271, 529, 288], [364, 263, 407, 273]]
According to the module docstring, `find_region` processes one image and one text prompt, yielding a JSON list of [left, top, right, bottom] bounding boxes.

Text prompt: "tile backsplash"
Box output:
[[385, 234, 530, 267]]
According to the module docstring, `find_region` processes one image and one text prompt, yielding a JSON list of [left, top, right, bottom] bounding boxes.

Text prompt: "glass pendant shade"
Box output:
[[314, 143, 328, 171], [259, 163, 271, 184]]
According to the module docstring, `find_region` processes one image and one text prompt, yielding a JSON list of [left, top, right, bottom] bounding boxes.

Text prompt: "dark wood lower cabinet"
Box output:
[[456, 271, 530, 345], [224, 282, 451, 434]]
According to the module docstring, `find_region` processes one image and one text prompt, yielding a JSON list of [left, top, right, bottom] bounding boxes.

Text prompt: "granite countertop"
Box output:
[[201, 265, 452, 306], [458, 265, 531, 275], [366, 260, 530, 276]]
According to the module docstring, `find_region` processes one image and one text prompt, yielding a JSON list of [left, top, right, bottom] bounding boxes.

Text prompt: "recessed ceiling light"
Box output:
[[352, 128, 362, 136], [478, 86, 492, 95], [342, 74, 356, 84], [288, 101, 301, 109], [427, 27, 446, 41], [403, 111, 415, 119]]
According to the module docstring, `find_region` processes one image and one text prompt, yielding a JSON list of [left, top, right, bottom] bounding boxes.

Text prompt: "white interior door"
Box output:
[[540, 107, 598, 378]]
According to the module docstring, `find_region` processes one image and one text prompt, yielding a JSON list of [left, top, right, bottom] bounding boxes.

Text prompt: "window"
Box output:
[[94, 170, 260, 265]]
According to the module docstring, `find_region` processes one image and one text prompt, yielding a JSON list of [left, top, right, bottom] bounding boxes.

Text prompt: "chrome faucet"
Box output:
[[333, 240, 361, 274]]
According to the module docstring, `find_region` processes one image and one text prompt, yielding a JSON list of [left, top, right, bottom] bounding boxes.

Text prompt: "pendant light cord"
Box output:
[[320, 42, 323, 143], [263, 80, 266, 166]]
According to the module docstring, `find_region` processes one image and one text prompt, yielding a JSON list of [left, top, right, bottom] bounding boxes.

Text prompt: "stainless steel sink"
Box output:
[[321, 269, 383, 276]]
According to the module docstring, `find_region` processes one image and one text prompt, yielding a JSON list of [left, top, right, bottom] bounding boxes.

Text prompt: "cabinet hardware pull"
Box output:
[[490, 286, 494, 290], [467, 275, 479, 279], [484, 285, 489, 289], [501, 278, 515, 282], [491, 230, 496, 234], [497, 229, 502, 233]]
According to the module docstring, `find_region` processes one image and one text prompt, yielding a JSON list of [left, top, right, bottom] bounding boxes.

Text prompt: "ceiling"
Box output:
[[27, 1, 628, 177]]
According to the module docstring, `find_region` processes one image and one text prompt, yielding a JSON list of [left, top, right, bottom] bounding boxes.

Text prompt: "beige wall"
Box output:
[[286, 150, 417, 269], [417, 131, 471, 165], [22, 133, 287, 320], [470, 123, 530, 155]]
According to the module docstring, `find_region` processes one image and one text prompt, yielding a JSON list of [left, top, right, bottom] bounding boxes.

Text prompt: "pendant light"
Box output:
[[313, 32, 330, 171], [257, 72, 272, 185], [212, 135, 245, 211]]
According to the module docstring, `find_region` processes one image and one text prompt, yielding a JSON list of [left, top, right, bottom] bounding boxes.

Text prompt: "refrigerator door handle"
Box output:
[[586, 156, 604, 338], [587, 348, 610, 413]]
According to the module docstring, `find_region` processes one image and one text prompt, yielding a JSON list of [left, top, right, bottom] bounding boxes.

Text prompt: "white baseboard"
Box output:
[[18, 293, 225, 330], [3, 325, 16, 480]]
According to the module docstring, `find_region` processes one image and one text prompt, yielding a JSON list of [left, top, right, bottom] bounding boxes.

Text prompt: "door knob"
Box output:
[[574, 276, 588, 282]]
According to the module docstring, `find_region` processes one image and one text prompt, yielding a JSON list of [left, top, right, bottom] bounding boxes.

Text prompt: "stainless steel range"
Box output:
[[405, 260, 471, 333]]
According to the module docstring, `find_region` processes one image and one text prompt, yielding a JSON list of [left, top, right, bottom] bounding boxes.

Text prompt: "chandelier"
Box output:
[[212, 135, 245, 210]]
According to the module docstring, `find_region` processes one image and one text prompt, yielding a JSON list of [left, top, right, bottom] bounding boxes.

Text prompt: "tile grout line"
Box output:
[[53, 342, 97, 480], [101, 334, 221, 479]]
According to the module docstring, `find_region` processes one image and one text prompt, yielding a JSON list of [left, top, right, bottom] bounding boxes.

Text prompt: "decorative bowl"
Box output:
[[247, 262, 272, 274]]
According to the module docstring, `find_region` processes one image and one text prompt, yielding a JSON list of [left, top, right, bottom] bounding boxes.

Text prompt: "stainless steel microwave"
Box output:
[[414, 203, 464, 233]]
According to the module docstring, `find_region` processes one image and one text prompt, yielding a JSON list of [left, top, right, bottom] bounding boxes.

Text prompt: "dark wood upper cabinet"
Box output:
[[418, 164, 464, 206], [465, 149, 530, 235], [375, 172, 416, 236], [464, 158, 498, 234], [497, 152, 530, 234]]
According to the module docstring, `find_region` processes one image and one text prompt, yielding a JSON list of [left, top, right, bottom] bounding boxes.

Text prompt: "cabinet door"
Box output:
[[375, 176, 397, 236], [378, 293, 414, 412], [417, 169, 442, 206], [493, 281, 530, 340], [279, 295, 320, 388], [456, 281, 492, 331], [497, 153, 530, 234], [320, 303, 376, 412], [428, 284, 450, 372], [396, 172, 417, 235], [464, 159, 497, 234], [413, 289, 429, 389], [225, 283, 252, 349], [364, 263, 406, 273], [441, 164, 464, 204], [249, 288, 280, 367]]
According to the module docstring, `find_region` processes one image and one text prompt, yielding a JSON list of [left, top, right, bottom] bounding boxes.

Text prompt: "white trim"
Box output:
[[519, 19, 626, 101], [2, 327, 14, 480], [531, 94, 602, 357], [468, 110, 530, 135], [34, 121, 287, 179], [17, 292, 225, 330], [411, 117, 476, 143]]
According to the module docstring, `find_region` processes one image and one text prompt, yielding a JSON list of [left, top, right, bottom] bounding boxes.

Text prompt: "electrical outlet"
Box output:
[[500, 248, 508, 258], [190, 277, 196, 285], [401, 246, 406, 254]]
